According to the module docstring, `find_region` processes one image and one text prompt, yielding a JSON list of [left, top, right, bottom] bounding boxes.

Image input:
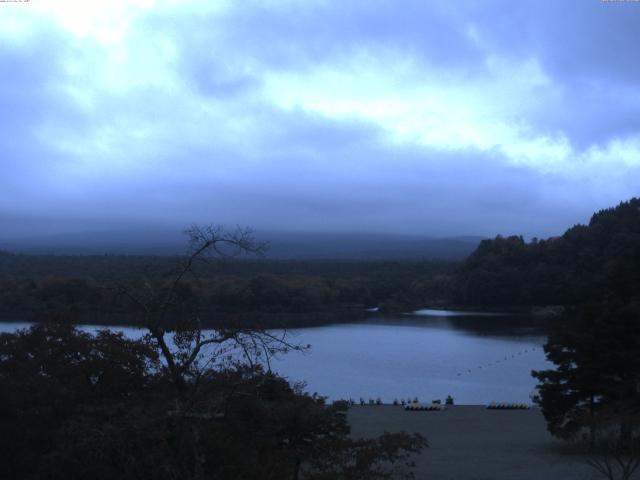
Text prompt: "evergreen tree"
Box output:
[[532, 300, 640, 441]]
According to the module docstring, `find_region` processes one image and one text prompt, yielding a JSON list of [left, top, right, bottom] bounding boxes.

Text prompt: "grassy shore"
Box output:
[[348, 405, 599, 480]]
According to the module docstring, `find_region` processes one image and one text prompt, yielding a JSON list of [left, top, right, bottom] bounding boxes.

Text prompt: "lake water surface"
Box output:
[[1, 310, 551, 404]]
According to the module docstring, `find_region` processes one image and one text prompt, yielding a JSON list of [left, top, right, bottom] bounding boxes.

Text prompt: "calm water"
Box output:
[[0, 310, 551, 404]]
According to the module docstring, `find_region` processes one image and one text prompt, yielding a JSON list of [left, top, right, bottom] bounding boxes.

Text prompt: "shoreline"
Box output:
[[0, 303, 560, 330]]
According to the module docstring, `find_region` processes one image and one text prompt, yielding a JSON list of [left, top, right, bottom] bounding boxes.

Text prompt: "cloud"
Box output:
[[0, 0, 639, 239]]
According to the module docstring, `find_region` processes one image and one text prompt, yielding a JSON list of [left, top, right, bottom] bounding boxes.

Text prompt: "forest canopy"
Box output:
[[454, 198, 640, 308], [0, 253, 454, 327]]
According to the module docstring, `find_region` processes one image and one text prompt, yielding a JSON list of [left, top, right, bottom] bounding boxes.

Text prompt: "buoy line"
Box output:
[[454, 344, 544, 378]]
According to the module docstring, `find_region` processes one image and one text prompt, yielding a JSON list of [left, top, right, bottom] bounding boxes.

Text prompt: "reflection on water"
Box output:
[[272, 312, 551, 404], [0, 311, 552, 405], [368, 311, 552, 338], [413, 308, 507, 317]]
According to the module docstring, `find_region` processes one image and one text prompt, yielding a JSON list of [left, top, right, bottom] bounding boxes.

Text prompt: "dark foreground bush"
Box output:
[[0, 324, 426, 480]]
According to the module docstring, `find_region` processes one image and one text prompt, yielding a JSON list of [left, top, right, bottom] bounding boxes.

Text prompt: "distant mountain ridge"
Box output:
[[0, 229, 484, 260]]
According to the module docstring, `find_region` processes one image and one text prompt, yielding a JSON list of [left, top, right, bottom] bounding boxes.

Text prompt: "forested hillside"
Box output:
[[454, 198, 640, 307]]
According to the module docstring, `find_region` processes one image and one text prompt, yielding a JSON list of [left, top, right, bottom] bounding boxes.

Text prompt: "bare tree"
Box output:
[[114, 225, 305, 393], [112, 226, 311, 479]]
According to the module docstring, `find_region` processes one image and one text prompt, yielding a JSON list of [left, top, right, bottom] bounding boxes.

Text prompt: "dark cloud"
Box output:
[[526, 80, 640, 149], [466, 0, 640, 146], [149, 0, 640, 150], [144, 0, 486, 80]]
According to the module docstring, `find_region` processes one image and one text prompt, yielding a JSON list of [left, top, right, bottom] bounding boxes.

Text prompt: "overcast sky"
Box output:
[[1, 0, 639, 239]]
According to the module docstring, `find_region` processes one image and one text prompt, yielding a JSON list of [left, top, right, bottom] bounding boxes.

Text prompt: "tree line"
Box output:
[[0, 252, 454, 327]]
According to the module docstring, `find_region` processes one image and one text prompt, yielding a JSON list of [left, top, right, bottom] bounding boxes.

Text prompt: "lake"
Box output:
[[0, 310, 552, 405]]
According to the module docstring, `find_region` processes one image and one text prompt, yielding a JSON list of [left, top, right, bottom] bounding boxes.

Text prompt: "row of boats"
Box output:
[[402, 402, 532, 411], [486, 402, 531, 409], [404, 403, 447, 411]]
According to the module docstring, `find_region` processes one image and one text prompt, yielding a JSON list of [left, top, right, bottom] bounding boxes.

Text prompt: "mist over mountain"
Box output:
[[0, 229, 483, 260], [263, 232, 484, 260]]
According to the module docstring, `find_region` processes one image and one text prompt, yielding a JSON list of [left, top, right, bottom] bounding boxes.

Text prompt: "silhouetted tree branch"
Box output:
[[113, 225, 296, 394]]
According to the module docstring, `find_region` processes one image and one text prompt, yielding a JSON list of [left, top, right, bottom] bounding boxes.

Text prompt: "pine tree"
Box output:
[[532, 300, 640, 441]]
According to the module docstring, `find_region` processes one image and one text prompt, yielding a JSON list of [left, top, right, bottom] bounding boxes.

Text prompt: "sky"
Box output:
[[1, 0, 640, 240]]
